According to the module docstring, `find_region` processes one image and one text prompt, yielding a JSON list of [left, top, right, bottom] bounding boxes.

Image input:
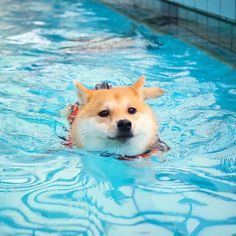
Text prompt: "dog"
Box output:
[[67, 76, 165, 157]]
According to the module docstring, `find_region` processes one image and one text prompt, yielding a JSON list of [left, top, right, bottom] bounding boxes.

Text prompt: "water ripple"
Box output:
[[0, 0, 236, 235]]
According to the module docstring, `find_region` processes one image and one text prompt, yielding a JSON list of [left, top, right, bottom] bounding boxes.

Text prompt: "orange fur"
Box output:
[[70, 76, 164, 155]]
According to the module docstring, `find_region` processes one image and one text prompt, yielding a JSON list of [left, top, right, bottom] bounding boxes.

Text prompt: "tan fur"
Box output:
[[70, 76, 164, 155]]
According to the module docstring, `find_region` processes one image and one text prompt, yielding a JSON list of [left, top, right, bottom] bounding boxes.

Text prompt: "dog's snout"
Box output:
[[117, 119, 132, 132]]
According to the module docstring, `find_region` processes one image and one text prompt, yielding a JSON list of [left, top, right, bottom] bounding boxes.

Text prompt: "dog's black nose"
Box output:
[[117, 119, 132, 132]]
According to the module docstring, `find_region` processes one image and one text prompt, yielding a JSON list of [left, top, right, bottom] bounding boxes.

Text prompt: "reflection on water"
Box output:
[[0, 0, 236, 235]]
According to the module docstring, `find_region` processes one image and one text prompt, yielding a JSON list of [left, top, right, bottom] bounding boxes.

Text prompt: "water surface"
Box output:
[[0, 0, 236, 235]]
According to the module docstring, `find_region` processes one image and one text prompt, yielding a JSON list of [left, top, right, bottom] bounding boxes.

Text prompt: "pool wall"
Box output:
[[168, 0, 235, 22], [100, 0, 236, 54], [99, 0, 236, 68]]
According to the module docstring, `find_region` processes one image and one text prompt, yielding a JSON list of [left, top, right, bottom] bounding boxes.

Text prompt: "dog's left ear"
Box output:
[[143, 87, 164, 99], [131, 76, 164, 99]]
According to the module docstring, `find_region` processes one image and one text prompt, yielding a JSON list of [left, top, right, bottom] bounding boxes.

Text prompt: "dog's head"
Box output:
[[73, 76, 164, 155]]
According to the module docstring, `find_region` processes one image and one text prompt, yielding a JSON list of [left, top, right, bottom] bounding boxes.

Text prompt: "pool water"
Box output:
[[0, 0, 236, 235]]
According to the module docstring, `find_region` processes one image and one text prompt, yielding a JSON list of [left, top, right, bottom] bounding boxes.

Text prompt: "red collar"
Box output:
[[117, 148, 159, 160], [67, 102, 80, 125], [118, 138, 170, 160], [63, 103, 80, 148]]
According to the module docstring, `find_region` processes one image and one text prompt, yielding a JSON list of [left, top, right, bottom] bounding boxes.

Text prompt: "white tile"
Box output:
[[195, 0, 207, 12], [154, 1, 162, 14], [171, 0, 184, 4], [183, 0, 195, 8], [220, 0, 235, 20], [207, 0, 221, 15]]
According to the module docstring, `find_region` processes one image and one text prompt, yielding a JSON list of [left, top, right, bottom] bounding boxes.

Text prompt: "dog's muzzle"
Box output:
[[117, 119, 131, 132], [116, 119, 133, 141]]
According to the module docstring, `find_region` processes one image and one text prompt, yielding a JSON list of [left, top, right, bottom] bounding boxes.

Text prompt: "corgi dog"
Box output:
[[69, 76, 164, 156]]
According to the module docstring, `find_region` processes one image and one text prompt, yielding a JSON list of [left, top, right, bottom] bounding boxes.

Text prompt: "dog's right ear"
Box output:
[[73, 81, 92, 105], [131, 75, 145, 98]]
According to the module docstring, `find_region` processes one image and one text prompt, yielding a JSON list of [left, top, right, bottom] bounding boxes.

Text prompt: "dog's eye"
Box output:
[[128, 107, 137, 114], [98, 110, 110, 117]]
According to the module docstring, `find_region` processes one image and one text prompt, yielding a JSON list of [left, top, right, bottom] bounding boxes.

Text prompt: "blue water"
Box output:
[[0, 0, 236, 235]]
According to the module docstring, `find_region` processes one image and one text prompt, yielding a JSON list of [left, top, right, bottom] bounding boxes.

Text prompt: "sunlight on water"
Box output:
[[0, 0, 236, 235]]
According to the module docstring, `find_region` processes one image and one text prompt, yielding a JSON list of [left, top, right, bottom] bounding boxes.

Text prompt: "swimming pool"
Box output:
[[0, 0, 236, 235]]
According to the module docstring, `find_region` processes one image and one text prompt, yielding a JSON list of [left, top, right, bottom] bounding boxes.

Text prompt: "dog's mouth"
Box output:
[[108, 132, 134, 142]]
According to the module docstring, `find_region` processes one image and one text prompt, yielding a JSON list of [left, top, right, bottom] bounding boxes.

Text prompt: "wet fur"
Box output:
[[70, 76, 164, 156]]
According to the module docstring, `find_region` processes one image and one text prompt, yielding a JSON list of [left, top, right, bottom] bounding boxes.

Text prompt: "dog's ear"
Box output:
[[73, 81, 92, 105], [131, 75, 145, 98], [143, 87, 165, 99], [131, 76, 164, 99]]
